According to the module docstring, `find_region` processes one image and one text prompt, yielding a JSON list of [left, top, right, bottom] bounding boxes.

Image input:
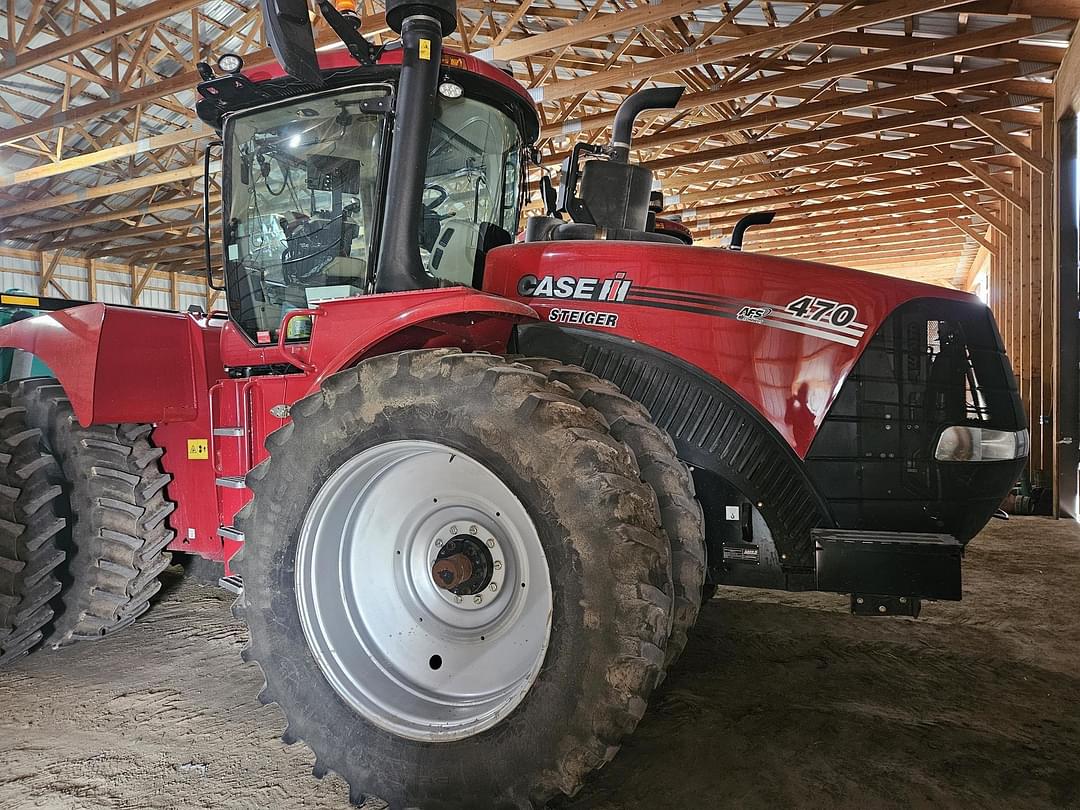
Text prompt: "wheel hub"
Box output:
[[294, 440, 552, 742], [427, 522, 506, 610]]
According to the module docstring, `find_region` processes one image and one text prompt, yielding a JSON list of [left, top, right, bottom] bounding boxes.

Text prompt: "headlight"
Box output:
[[934, 426, 1030, 462]]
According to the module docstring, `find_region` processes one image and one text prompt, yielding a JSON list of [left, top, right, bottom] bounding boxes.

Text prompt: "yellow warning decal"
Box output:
[[419, 38, 431, 60], [0, 294, 39, 307], [187, 438, 209, 460]]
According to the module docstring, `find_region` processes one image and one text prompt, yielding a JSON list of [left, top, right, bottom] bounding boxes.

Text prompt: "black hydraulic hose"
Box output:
[[374, 8, 449, 293], [610, 87, 685, 162], [730, 211, 776, 251]]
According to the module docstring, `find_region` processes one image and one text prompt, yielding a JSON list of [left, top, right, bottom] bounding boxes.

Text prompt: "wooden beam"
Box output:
[[0, 127, 212, 188], [0, 0, 204, 82], [478, 0, 724, 63], [4, 195, 215, 240], [962, 111, 1053, 173], [950, 191, 1009, 233], [662, 126, 994, 191], [956, 159, 1028, 210], [0, 164, 207, 221], [608, 63, 1026, 157], [535, 0, 977, 103], [643, 94, 1030, 173], [662, 144, 1000, 208], [539, 17, 1054, 135], [671, 165, 973, 220], [949, 217, 996, 252], [37, 250, 62, 295]]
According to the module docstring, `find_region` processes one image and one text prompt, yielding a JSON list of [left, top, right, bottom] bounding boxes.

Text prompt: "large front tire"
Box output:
[[515, 358, 706, 671], [236, 350, 672, 808]]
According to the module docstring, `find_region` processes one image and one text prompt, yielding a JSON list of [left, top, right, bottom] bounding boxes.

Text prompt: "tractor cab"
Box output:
[[196, 32, 537, 344]]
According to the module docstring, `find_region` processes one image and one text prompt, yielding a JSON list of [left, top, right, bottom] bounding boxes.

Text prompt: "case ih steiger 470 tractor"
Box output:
[[0, 0, 1029, 806]]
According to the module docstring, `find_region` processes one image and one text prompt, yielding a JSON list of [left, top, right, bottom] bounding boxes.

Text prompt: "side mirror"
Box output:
[[260, 0, 324, 86], [539, 175, 557, 217]]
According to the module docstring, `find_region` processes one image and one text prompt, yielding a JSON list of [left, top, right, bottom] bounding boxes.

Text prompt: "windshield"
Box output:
[[223, 87, 388, 342], [221, 85, 524, 343], [420, 95, 523, 286]]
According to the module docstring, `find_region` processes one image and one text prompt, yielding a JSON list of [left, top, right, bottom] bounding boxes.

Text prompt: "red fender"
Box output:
[[217, 286, 538, 394], [0, 304, 223, 427]]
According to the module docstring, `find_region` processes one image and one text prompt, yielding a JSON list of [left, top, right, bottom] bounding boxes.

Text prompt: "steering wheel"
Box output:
[[423, 184, 449, 209], [420, 184, 451, 252]]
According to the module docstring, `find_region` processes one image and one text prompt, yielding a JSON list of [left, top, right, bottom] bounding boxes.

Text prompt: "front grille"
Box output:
[[804, 297, 1026, 542]]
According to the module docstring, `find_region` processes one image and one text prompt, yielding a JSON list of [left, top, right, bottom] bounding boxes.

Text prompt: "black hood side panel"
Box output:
[[804, 297, 1027, 543]]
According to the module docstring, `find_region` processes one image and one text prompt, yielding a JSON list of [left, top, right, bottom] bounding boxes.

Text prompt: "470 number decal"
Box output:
[[785, 295, 859, 328]]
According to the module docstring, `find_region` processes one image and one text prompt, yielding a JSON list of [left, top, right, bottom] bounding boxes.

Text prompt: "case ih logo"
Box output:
[[518, 272, 633, 302]]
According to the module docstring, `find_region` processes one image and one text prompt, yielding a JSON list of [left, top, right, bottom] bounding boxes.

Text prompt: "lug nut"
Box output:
[[435, 538, 444, 547], [489, 583, 498, 592], [455, 596, 463, 604], [450, 525, 458, 534], [469, 525, 478, 534], [493, 561, 502, 570], [486, 539, 495, 548], [473, 595, 483, 605]]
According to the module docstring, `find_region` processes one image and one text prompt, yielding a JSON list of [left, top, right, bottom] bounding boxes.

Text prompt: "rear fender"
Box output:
[[0, 303, 216, 426]]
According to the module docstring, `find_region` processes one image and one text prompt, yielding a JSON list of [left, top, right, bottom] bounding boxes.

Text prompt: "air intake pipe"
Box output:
[[375, 0, 456, 293], [730, 211, 776, 251], [610, 86, 684, 163]]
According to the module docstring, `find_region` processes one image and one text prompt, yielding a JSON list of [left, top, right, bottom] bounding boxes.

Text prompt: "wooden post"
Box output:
[[1040, 103, 1057, 499]]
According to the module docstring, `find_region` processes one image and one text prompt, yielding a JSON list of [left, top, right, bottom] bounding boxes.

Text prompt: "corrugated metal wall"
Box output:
[[0, 247, 211, 311]]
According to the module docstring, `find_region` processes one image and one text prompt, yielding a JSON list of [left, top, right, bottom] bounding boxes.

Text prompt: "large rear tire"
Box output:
[[11, 379, 175, 644], [0, 400, 66, 665], [515, 358, 706, 671], [235, 349, 672, 808]]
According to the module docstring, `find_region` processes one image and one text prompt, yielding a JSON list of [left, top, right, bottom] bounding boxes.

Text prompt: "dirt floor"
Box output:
[[1, 516, 1078, 810]]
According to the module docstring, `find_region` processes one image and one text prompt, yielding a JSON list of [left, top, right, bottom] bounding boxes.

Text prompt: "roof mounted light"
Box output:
[[217, 53, 244, 74], [438, 80, 463, 99]]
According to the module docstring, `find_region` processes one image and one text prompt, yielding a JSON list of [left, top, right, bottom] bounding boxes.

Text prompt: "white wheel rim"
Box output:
[[295, 440, 553, 742]]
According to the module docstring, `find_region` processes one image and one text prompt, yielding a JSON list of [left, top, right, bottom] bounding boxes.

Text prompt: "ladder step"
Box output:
[[213, 427, 245, 437], [218, 575, 243, 595], [215, 476, 247, 490], [218, 526, 245, 542]]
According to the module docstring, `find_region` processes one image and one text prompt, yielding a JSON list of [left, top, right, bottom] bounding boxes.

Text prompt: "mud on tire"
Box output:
[[235, 349, 673, 809], [11, 379, 175, 645], [515, 358, 706, 671], [0, 398, 66, 665]]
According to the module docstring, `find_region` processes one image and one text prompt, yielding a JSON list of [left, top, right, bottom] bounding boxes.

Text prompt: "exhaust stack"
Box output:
[[375, 0, 457, 293], [730, 211, 776, 251], [610, 87, 684, 162]]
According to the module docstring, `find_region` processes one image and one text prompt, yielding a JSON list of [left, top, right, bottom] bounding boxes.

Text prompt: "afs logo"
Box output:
[[736, 305, 772, 324], [518, 272, 632, 302]]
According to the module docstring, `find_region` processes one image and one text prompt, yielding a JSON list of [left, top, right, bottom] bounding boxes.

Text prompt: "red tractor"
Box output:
[[0, 0, 1028, 806]]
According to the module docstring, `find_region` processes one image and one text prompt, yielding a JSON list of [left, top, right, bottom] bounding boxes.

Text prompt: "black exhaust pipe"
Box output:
[[375, 0, 457, 293], [730, 211, 775, 251], [610, 86, 684, 163]]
